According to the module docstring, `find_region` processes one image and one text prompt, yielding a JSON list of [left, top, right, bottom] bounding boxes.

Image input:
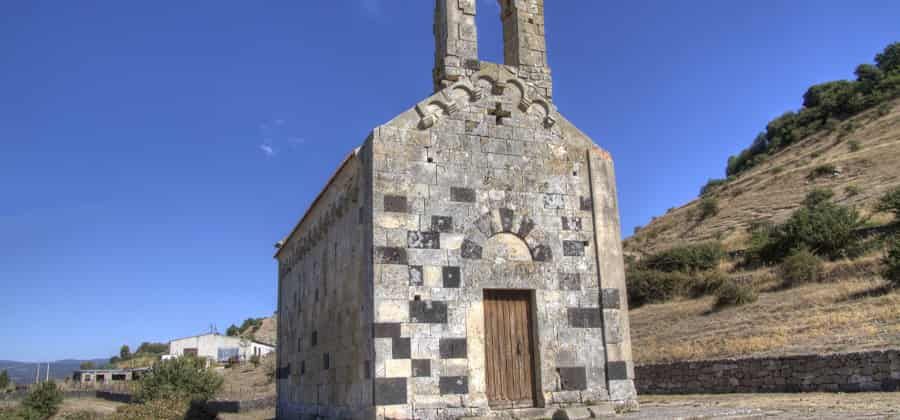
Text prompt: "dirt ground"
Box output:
[[5, 393, 897, 419], [628, 392, 900, 419]]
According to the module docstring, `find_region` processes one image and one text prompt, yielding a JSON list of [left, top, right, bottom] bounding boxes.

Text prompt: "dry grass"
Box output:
[[632, 275, 900, 364]]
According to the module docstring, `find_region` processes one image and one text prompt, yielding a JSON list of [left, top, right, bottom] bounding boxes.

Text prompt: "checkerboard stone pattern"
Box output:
[[274, 1, 637, 419]]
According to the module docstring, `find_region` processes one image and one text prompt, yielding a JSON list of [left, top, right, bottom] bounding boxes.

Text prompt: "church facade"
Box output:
[[275, 1, 637, 418]]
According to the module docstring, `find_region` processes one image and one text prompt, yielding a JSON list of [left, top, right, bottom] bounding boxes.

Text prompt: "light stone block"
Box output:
[[385, 359, 412, 378]]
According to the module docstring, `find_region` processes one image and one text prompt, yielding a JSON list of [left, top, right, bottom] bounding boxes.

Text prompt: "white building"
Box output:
[[168, 333, 274, 363]]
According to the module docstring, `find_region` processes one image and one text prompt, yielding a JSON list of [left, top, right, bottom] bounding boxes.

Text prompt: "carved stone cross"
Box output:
[[488, 102, 512, 125]]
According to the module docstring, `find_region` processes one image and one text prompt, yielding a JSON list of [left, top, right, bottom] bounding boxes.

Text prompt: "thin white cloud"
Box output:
[[259, 144, 275, 157], [361, 0, 380, 17]]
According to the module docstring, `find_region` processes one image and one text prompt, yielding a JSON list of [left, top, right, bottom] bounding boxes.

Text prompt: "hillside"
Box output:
[[625, 97, 900, 256], [249, 314, 276, 346]]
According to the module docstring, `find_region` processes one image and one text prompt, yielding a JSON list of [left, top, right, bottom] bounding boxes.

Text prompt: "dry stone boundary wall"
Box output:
[[636, 350, 900, 394]]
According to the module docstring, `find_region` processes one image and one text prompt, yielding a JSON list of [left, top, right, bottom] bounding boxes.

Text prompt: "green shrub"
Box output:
[[625, 269, 692, 307], [807, 164, 836, 180], [700, 178, 727, 196], [779, 249, 823, 288], [884, 236, 900, 287], [713, 279, 758, 309], [21, 381, 63, 420], [640, 242, 725, 273], [877, 102, 892, 116], [742, 222, 778, 267], [848, 140, 862, 152], [135, 357, 222, 403], [845, 185, 861, 196], [803, 188, 835, 207], [877, 187, 900, 219], [0, 370, 8, 390], [249, 355, 260, 368], [699, 197, 719, 219], [775, 202, 864, 260], [688, 270, 729, 298]]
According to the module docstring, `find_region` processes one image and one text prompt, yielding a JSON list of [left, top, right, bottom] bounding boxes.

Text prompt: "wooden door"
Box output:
[[483, 290, 537, 408]]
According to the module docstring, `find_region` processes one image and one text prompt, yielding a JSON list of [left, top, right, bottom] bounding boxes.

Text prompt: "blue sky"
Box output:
[[1, 1, 898, 362]]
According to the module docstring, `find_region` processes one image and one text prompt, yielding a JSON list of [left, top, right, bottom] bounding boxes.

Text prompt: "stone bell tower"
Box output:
[[433, 0, 553, 99]]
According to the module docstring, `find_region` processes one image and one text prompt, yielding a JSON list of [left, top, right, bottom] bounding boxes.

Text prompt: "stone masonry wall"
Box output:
[[275, 151, 375, 420], [636, 350, 900, 395], [367, 59, 634, 419]]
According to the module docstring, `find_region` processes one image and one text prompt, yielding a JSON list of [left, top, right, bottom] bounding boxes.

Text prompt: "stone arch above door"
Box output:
[[460, 208, 553, 262]]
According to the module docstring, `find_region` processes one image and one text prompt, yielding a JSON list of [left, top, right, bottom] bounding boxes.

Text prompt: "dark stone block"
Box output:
[[531, 245, 553, 262], [439, 338, 467, 359], [431, 216, 453, 233], [439, 376, 468, 395], [563, 240, 586, 256], [409, 265, 424, 286], [517, 216, 536, 238], [375, 378, 407, 405], [450, 187, 476, 203], [276, 364, 290, 380], [392, 337, 411, 359], [607, 361, 629, 380], [580, 196, 593, 211], [557, 367, 587, 391], [602, 289, 621, 309], [374, 323, 401, 338], [561, 217, 582, 231], [410, 300, 448, 323], [408, 231, 440, 249], [567, 308, 603, 328], [443, 266, 461, 288], [461, 240, 483, 259], [383, 195, 407, 213], [376, 247, 407, 264], [464, 59, 481, 70], [499, 208, 514, 232], [412, 359, 431, 377], [323, 353, 330, 370], [559, 273, 580, 290]]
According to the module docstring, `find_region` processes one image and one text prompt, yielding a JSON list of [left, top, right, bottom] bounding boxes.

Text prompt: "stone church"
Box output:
[[274, 1, 637, 418]]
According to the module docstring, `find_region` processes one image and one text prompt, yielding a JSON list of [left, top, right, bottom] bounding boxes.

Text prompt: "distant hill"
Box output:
[[0, 359, 107, 385]]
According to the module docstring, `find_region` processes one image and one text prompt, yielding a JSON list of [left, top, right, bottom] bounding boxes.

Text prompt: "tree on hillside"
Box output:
[[120, 345, 131, 360], [0, 370, 9, 390], [226, 324, 239, 337], [875, 42, 900, 74], [79, 361, 96, 370]]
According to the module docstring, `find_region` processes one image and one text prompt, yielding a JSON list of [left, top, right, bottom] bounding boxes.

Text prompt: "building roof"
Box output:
[[273, 147, 359, 258], [168, 332, 274, 348]]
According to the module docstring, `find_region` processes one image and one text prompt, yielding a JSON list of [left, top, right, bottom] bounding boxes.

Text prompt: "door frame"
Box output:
[[482, 289, 543, 409]]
